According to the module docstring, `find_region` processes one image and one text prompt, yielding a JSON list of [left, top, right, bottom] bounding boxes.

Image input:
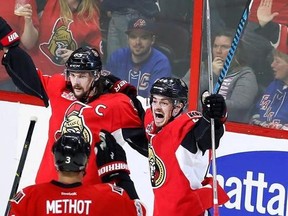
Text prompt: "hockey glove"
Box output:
[[201, 90, 227, 120], [95, 130, 139, 199], [0, 17, 20, 50], [103, 73, 137, 98], [96, 130, 130, 183]]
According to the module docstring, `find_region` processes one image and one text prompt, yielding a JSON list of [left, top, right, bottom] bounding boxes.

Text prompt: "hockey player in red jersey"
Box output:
[[9, 132, 146, 216], [0, 17, 147, 187], [144, 77, 229, 216]]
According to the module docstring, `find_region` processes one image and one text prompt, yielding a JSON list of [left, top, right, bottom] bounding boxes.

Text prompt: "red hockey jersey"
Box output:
[[30, 0, 102, 75], [144, 109, 229, 216], [9, 181, 145, 216], [35, 72, 143, 185]]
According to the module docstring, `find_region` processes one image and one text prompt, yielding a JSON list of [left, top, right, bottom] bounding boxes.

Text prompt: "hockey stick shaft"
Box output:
[[5, 117, 37, 216], [213, 0, 253, 94], [205, 0, 219, 215]]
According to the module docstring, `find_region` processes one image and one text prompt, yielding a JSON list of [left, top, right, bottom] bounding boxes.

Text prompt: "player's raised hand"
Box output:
[[95, 130, 130, 183], [201, 91, 227, 120]]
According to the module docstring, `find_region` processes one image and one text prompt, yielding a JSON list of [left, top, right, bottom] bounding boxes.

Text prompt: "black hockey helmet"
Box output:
[[65, 46, 102, 78], [52, 133, 91, 172], [150, 77, 188, 106]]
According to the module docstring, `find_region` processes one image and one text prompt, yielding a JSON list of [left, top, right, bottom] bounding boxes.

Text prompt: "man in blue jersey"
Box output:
[[105, 17, 172, 98]]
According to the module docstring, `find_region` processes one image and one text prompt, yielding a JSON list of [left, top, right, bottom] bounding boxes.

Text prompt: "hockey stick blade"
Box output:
[[213, 0, 254, 94], [5, 117, 37, 216]]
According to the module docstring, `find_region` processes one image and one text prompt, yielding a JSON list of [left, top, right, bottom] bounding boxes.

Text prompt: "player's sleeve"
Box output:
[[9, 186, 33, 216], [254, 21, 288, 52], [111, 95, 148, 157], [2, 46, 49, 107]]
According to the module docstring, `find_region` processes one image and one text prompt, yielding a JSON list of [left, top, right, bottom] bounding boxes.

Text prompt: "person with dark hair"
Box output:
[[105, 17, 171, 98], [100, 0, 159, 59], [8, 132, 146, 215], [144, 77, 229, 216], [0, 17, 148, 189], [200, 29, 259, 123]]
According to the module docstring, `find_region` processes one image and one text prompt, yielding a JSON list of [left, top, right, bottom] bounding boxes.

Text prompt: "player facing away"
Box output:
[[0, 17, 148, 186], [8, 132, 146, 216], [144, 77, 229, 216]]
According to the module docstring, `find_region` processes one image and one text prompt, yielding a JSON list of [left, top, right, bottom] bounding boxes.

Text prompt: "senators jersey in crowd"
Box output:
[[144, 109, 229, 216], [2, 47, 147, 185], [9, 181, 146, 216]]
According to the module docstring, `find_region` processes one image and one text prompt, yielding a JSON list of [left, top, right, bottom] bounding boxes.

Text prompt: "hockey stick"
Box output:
[[213, 0, 254, 94], [5, 116, 37, 216], [205, 0, 253, 215], [205, 0, 219, 215]]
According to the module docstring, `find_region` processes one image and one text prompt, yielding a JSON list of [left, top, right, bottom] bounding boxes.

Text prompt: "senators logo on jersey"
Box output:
[[148, 143, 166, 188], [39, 18, 77, 65], [55, 101, 92, 144]]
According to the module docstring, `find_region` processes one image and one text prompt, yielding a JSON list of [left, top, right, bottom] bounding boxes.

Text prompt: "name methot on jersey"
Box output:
[[48, 192, 91, 214]]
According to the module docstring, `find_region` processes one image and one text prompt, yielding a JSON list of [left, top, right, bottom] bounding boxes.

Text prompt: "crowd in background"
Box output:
[[0, 0, 287, 129]]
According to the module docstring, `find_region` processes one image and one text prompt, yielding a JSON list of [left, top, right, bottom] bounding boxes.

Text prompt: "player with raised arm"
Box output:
[[144, 77, 229, 216], [0, 17, 148, 186], [9, 132, 146, 216]]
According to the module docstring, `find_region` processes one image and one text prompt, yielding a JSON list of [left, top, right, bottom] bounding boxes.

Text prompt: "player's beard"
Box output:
[[73, 85, 89, 100]]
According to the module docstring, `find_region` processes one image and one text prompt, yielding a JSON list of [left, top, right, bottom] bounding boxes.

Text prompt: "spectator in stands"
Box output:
[[250, 48, 288, 130], [249, 0, 288, 130], [199, 29, 258, 123], [30, 0, 102, 75], [100, 0, 159, 59], [242, 0, 288, 87], [105, 17, 171, 98], [0, 0, 39, 91]]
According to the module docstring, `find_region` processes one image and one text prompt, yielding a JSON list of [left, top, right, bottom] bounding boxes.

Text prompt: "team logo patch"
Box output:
[[55, 101, 92, 143], [11, 190, 26, 204], [148, 143, 166, 188]]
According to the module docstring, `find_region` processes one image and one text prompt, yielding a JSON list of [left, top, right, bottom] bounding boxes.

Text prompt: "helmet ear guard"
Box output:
[[52, 133, 91, 172]]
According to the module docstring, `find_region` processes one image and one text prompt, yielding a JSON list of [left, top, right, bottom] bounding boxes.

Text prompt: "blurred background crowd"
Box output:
[[1, 0, 287, 129]]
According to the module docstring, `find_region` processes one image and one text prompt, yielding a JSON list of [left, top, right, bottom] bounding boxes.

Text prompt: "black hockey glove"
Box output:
[[96, 130, 130, 182], [0, 17, 20, 50], [201, 90, 227, 120], [95, 130, 139, 199], [102, 73, 137, 98]]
